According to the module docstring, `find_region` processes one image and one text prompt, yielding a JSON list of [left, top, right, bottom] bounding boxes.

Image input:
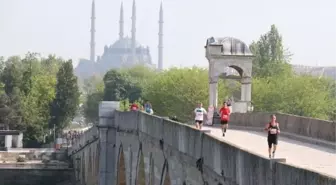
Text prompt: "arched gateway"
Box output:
[[205, 37, 254, 113]]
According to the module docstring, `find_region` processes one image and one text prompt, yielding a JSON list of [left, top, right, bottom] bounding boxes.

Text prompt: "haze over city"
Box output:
[[0, 0, 335, 68]]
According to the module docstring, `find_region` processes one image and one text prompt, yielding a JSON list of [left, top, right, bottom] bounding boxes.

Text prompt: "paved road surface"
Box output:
[[201, 126, 336, 178]]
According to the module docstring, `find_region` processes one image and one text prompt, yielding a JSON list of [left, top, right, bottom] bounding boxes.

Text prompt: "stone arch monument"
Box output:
[[205, 37, 254, 113]]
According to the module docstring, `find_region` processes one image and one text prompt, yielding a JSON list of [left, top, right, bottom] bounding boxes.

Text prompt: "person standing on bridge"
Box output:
[[130, 102, 139, 111], [265, 114, 280, 158], [219, 102, 231, 136], [194, 103, 207, 130]]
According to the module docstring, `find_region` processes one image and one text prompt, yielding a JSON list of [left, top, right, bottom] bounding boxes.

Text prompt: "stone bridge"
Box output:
[[68, 101, 336, 185]]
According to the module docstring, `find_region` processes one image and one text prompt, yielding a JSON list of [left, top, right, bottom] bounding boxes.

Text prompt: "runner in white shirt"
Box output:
[[194, 103, 207, 130]]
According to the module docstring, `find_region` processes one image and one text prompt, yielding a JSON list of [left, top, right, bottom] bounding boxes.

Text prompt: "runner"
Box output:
[[194, 103, 207, 130], [144, 101, 152, 114], [219, 102, 231, 136], [130, 102, 139, 111], [264, 114, 280, 158]]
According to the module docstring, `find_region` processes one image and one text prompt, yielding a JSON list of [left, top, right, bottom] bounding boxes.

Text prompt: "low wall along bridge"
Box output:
[[68, 101, 336, 185], [68, 37, 336, 185]]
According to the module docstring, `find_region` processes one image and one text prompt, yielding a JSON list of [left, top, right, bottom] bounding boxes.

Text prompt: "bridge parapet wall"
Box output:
[[70, 101, 336, 185], [68, 126, 98, 156], [229, 112, 335, 143], [103, 109, 336, 185]]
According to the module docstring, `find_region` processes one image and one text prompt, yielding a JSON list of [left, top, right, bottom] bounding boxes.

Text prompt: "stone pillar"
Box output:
[[98, 127, 108, 185], [240, 84, 246, 101], [240, 77, 252, 102], [98, 101, 120, 185], [17, 133, 23, 148], [209, 82, 218, 108], [244, 83, 252, 102], [209, 62, 218, 108], [5, 135, 12, 149]]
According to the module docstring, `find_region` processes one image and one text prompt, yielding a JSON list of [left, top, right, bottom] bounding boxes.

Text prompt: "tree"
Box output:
[[82, 66, 154, 124], [249, 25, 292, 78], [103, 70, 141, 102], [50, 60, 80, 133], [82, 78, 104, 125], [82, 75, 103, 96], [1, 56, 23, 96], [142, 67, 232, 121], [0, 54, 66, 146], [252, 74, 336, 120], [83, 91, 103, 124], [120, 65, 157, 88], [0, 93, 20, 130]]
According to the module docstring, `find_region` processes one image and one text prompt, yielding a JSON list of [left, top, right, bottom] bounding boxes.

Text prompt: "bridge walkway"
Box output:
[[201, 126, 336, 178]]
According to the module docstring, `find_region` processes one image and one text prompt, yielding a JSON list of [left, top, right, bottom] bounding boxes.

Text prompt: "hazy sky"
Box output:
[[0, 0, 335, 68]]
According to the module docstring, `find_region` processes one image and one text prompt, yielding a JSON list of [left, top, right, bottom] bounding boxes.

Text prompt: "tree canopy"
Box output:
[[49, 60, 80, 133], [0, 53, 80, 147]]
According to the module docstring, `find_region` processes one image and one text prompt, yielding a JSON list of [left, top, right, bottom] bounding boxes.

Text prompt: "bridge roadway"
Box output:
[[201, 125, 336, 178]]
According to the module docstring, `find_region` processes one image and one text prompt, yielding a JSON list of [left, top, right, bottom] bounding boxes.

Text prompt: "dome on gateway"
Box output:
[[206, 37, 253, 56]]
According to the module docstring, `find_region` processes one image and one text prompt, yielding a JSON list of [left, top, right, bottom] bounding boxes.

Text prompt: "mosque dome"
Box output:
[[110, 37, 141, 49], [206, 37, 253, 56], [74, 0, 161, 80]]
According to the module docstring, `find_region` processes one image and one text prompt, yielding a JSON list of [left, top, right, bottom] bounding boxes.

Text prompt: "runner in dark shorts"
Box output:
[[219, 102, 231, 137], [264, 114, 280, 158], [195, 120, 203, 125], [194, 103, 207, 130], [220, 120, 228, 125]]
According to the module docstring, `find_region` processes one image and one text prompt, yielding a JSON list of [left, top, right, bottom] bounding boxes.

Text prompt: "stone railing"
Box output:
[[67, 126, 99, 155], [227, 112, 335, 143], [115, 111, 335, 184]]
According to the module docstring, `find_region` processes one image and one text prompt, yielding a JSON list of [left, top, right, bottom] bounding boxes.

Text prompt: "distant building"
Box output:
[[75, 0, 164, 80]]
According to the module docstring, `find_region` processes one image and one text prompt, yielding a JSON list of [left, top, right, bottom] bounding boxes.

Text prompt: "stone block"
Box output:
[[185, 126, 203, 159], [139, 113, 163, 140], [115, 111, 138, 131], [99, 101, 119, 118]]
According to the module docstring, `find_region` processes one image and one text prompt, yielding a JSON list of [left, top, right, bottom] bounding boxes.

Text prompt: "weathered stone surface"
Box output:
[[69, 102, 336, 185]]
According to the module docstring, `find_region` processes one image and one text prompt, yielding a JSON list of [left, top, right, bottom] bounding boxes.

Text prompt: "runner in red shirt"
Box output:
[[219, 102, 231, 137], [130, 103, 139, 111]]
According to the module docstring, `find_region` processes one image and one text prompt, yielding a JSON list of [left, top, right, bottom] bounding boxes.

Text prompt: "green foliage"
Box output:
[[82, 75, 103, 96], [250, 24, 293, 78], [83, 91, 103, 124], [120, 65, 157, 88], [142, 67, 231, 121], [0, 53, 66, 147], [119, 99, 131, 111], [1, 56, 23, 95], [252, 74, 336, 120], [103, 69, 142, 102], [81, 75, 104, 124], [50, 60, 80, 133], [250, 25, 336, 120]]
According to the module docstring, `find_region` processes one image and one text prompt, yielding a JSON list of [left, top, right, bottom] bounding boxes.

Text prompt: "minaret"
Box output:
[[158, 1, 164, 70], [119, 2, 124, 39], [90, 0, 96, 62], [131, 0, 136, 64]]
